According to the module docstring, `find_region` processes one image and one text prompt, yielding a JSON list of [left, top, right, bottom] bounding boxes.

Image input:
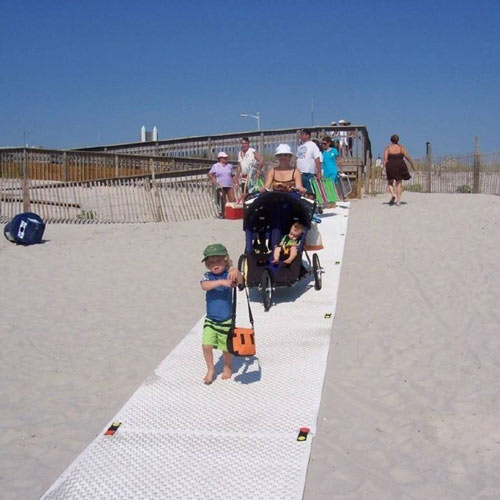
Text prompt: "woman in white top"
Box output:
[[236, 136, 264, 194]]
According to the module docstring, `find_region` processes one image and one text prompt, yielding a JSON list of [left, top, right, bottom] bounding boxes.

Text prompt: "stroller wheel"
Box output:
[[313, 254, 322, 290], [238, 254, 247, 280], [261, 269, 273, 311]]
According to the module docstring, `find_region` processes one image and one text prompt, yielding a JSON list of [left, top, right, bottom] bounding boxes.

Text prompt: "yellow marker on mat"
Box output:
[[297, 427, 310, 441]]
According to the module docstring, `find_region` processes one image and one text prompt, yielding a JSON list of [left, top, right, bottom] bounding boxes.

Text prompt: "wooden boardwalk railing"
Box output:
[[0, 140, 372, 224], [0, 171, 218, 224], [0, 149, 219, 223], [0, 147, 216, 182], [76, 124, 372, 166]]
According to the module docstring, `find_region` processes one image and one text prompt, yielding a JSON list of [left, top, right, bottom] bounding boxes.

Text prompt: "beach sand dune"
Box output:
[[1, 192, 499, 499], [305, 192, 500, 499]]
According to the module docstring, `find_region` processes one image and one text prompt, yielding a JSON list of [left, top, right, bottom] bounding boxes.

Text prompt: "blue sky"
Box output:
[[1, 0, 499, 157]]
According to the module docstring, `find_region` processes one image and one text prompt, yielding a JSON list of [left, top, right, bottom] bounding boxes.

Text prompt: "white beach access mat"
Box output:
[[42, 204, 350, 500]]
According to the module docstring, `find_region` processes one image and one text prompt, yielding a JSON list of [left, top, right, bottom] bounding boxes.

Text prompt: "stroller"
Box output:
[[238, 191, 322, 311]]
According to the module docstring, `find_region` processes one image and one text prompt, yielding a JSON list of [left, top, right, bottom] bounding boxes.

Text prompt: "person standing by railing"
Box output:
[[236, 136, 264, 195], [296, 129, 322, 193], [321, 136, 347, 201], [348, 131, 356, 157], [383, 134, 417, 206], [208, 152, 236, 218], [337, 120, 349, 157]]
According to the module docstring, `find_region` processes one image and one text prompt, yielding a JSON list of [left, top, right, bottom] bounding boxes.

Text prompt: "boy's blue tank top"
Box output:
[[202, 270, 232, 322]]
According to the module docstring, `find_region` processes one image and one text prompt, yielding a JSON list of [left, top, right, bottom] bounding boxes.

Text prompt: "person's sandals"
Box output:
[[389, 197, 396, 206]]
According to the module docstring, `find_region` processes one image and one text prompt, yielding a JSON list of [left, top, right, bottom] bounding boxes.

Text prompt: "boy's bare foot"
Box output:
[[222, 366, 232, 380], [203, 369, 215, 384]]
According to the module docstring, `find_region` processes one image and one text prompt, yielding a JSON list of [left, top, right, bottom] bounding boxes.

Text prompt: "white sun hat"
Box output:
[[275, 144, 294, 156], [217, 151, 228, 158]]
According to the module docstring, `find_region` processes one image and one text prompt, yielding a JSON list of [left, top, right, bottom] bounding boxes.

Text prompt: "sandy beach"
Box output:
[[0, 218, 244, 499], [305, 192, 500, 499], [1, 192, 500, 499]]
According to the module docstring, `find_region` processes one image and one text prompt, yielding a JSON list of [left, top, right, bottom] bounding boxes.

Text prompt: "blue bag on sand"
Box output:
[[4, 212, 46, 245]]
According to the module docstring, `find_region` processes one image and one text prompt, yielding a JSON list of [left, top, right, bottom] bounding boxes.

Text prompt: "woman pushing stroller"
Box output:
[[259, 144, 306, 194], [240, 149, 322, 309]]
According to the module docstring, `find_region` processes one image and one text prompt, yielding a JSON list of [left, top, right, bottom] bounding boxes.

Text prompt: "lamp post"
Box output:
[[240, 112, 260, 131]]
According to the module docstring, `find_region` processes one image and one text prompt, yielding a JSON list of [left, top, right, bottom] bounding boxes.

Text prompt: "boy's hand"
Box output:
[[227, 267, 243, 287]]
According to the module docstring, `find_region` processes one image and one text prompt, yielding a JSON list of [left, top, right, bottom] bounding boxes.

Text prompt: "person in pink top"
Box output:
[[208, 152, 237, 218]]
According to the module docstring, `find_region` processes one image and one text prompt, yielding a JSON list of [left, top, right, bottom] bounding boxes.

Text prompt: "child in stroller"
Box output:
[[272, 221, 305, 265], [239, 190, 322, 311]]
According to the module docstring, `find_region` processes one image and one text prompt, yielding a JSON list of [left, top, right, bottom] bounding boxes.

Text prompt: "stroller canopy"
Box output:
[[243, 191, 315, 256], [243, 191, 315, 232]]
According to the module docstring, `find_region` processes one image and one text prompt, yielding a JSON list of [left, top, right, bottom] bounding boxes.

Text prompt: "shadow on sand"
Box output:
[[214, 354, 262, 384]]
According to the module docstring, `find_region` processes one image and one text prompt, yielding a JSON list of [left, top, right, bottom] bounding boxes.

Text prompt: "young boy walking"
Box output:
[[200, 243, 244, 384]]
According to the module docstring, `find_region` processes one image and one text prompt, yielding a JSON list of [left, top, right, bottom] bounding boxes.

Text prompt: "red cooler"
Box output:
[[225, 202, 244, 219]]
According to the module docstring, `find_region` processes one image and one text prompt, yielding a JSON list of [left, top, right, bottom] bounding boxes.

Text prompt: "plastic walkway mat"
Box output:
[[42, 203, 350, 500]]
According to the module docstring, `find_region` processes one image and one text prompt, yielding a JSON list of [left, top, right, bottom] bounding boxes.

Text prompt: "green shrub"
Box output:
[[456, 185, 472, 193], [405, 183, 423, 192], [76, 210, 96, 220]]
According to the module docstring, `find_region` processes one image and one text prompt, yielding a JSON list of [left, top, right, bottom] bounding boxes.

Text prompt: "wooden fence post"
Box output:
[[356, 165, 363, 198], [63, 151, 68, 182], [365, 150, 372, 195], [370, 154, 376, 194], [425, 141, 432, 193], [473, 136, 481, 194], [150, 158, 163, 221], [365, 154, 370, 195], [22, 148, 31, 212], [115, 155, 119, 177]]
